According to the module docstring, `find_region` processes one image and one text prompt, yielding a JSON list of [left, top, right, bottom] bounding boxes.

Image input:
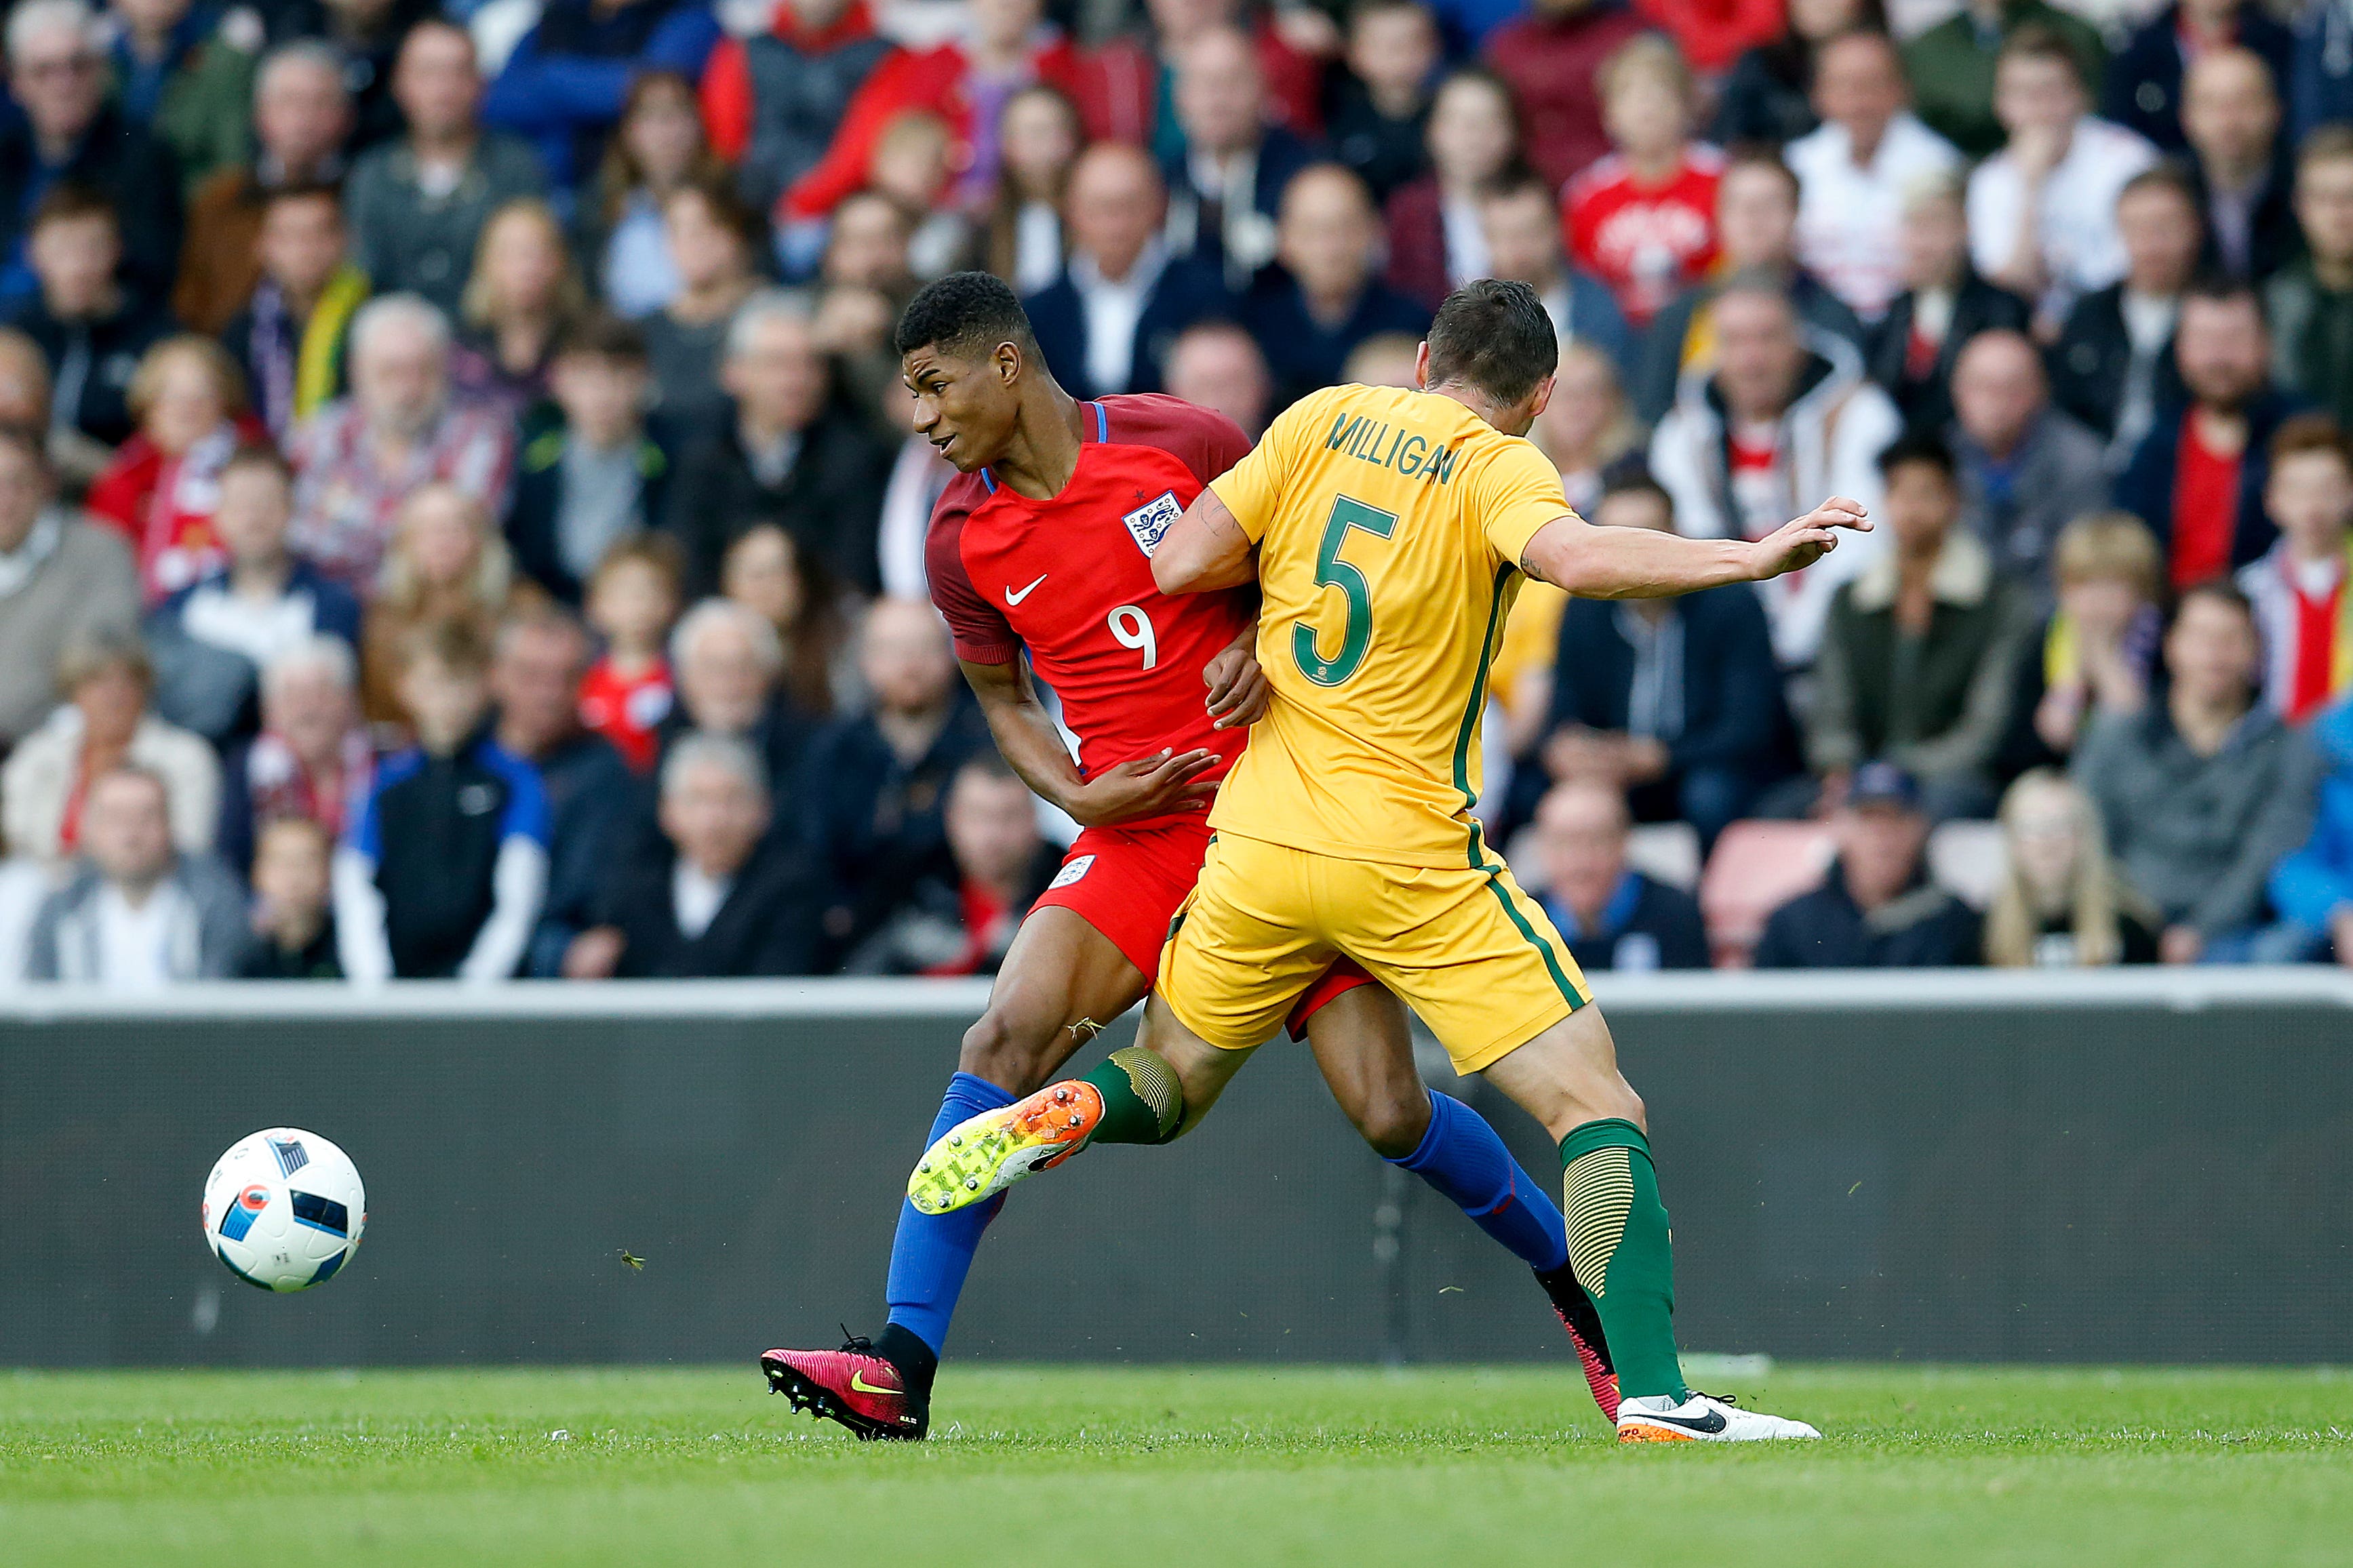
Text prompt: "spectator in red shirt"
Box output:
[[1637, 0, 1785, 77], [698, 0, 894, 218], [780, 0, 1096, 226], [86, 336, 263, 605], [580, 534, 681, 773], [2115, 277, 2299, 590], [1484, 0, 1646, 193], [2240, 414, 2353, 720], [1565, 34, 1723, 329]]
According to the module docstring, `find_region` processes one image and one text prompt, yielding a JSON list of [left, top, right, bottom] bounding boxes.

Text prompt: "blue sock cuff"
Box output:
[[1388, 1089, 1569, 1274], [1386, 1089, 1446, 1171], [946, 1072, 1018, 1114]]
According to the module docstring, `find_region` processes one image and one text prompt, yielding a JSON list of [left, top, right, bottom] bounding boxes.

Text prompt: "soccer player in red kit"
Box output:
[[759, 275, 1617, 1439]]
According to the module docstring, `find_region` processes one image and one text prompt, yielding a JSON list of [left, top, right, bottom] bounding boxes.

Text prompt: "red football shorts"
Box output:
[[1032, 817, 1371, 1038]]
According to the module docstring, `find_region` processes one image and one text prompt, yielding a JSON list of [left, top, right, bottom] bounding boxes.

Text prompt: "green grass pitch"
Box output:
[[4, 1365, 2352, 1565]]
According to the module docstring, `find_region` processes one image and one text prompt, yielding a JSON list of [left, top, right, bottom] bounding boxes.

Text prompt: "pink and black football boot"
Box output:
[[760, 1333, 930, 1440], [1534, 1260, 1621, 1421]]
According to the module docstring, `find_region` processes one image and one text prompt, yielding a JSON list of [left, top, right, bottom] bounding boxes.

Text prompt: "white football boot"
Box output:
[[1615, 1391, 1821, 1443]]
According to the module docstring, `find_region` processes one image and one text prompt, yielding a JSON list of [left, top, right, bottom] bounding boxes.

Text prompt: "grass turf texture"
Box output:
[[3, 1366, 2351, 1565]]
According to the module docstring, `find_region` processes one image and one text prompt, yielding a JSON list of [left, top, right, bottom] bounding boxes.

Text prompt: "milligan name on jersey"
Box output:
[[1322, 409, 1461, 485]]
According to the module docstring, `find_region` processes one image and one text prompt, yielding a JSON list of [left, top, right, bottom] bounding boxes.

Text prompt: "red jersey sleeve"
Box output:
[[1094, 394, 1253, 488], [924, 473, 1019, 665]]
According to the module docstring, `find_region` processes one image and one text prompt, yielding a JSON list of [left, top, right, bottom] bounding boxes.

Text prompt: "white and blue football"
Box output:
[[201, 1128, 365, 1292]]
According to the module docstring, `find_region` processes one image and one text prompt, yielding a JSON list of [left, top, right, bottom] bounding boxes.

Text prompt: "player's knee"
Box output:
[[1615, 1085, 1647, 1133], [1350, 1087, 1431, 1159], [955, 1007, 1061, 1094]]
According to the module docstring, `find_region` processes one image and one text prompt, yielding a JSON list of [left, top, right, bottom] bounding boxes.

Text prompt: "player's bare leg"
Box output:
[[910, 986, 1627, 1419], [762, 908, 1146, 1439], [955, 906, 1152, 1093], [1300, 987, 1620, 1415], [1479, 1006, 1819, 1442]]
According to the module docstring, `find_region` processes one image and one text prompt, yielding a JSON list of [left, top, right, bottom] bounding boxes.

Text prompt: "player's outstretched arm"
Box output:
[[1153, 488, 1259, 595], [960, 657, 1219, 826], [1520, 498, 1872, 599]]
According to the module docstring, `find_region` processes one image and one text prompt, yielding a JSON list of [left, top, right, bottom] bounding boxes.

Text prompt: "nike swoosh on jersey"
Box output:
[[848, 1373, 900, 1396], [1005, 574, 1048, 605]]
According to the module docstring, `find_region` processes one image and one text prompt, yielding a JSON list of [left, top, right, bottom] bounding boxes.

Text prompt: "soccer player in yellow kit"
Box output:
[[912, 280, 1865, 1441]]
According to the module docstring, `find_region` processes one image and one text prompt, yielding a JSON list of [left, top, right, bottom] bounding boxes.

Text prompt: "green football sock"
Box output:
[[1558, 1119, 1690, 1404], [1075, 1046, 1183, 1145]]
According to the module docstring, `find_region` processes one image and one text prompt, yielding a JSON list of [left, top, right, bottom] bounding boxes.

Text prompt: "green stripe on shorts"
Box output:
[[1478, 860, 1585, 1010]]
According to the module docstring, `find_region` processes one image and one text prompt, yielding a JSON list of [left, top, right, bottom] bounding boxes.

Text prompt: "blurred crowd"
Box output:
[[6, 0, 2353, 985]]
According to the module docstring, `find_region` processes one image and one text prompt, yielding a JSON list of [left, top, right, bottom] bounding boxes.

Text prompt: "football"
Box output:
[[201, 1128, 365, 1293]]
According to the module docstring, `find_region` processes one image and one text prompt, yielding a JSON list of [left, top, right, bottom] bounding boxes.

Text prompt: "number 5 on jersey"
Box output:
[[1294, 496, 1397, 686]]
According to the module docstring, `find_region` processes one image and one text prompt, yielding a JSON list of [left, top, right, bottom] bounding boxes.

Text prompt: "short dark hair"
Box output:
[[1998, 22, 2083, 83], [2120, 163, 2198, 209], [894, 270, 1039, 361], [591, 530, 684, 595], [1596, 469, 1673, 519], [664, 176, 766, 254], [2271, 411, 2353, 472], [2183, 272, 2267, 324], [1720, 144, 1801, 203], [554, 311, 648, 365], [2300, 123, 2353, 174], [263, 180, 342, 216], [401, 615, 494, 679], [30, 182, 118, 236], [1876, 431, 1958, 483], [1349, 0, 1434, 32], [2175, 576, 2256, 628], [955, 750, 1028, 791], [1424, 279, 1555, 405]]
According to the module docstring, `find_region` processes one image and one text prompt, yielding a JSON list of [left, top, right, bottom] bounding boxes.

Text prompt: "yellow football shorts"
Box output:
[[1157, 830, 1593, 1074]]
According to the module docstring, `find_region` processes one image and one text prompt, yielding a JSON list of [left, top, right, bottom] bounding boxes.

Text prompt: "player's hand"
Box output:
[[1066, 747, 1219, 825], [1203, 643, 1269, 730], [1747, 497, 1872, 582]]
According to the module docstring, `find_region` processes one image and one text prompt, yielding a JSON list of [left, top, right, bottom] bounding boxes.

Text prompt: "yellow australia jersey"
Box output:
[[1206, 382, 1575, 868]]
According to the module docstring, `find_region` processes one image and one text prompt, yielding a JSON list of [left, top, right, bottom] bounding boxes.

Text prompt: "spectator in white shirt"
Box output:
[[147, 445, 364, 743], [1785, 29, 1962, 321], [24, 765, 250, 984], [1969, 25, 2159, 327], [1648, 277, 1900, 668]]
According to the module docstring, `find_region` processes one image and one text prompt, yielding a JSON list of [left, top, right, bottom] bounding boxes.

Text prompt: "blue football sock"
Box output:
[[884, 1072, 1016, 1357], [1389, 1090, 1569, 1273]]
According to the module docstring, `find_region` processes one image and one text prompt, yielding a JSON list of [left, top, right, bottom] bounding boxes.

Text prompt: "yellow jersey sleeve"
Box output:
[[1468, 437, 1573, 569], [1208, 390, 1328, 543]]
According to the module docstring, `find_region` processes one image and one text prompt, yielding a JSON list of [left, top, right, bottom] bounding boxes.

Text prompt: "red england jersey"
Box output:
[[1564, 145, 1723, 327], [2169, 422, 2240, 590], [926, 395, 1254, 830], [578, 656, 675, 773]]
